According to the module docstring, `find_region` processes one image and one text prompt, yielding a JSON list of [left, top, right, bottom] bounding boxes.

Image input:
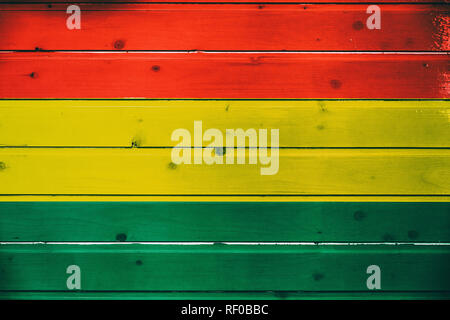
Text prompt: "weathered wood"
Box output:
[[0, 244, 449, 291], [1, 4, 448, 51], [0, 202, 448, 242], [0, 149, 448, 195], [1, 100, 448, 148], [0, 52, 447, 99], [0, 0, 448, 301]]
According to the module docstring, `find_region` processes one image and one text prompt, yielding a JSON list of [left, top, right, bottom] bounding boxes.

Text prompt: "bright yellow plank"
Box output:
[[0, 148, 448, 195], [0, 100, 448, 147], [0, 196, 448, 202]]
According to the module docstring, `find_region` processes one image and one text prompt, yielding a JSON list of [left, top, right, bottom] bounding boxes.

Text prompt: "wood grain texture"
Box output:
[[0, 52, 448, 99], [1, 4, 448, 51], [1, 244, 449, 291], [0, 149, 448, 195], [0, 202, 448, 242], [1, 100, 448, 148], [0, 1, 448, 301]]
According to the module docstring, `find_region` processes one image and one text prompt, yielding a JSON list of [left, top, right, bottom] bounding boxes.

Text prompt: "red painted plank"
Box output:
[[0, 1, 446, 3], [0, 52, 447, 99], [0, 4, 448, 51]]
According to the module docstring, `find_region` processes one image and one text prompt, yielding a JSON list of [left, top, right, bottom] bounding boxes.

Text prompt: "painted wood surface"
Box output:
[[0, 244, 449, 291], [0, 1, 446, 3], [1, 195, 449, 202], [0, 1, 448, 300], [0, 202, 448, 242], [0, 53, 447, 99], [1, 4, 448, 51], [2, 291, 450, 300], [1, 100, 448, 148], [0, 149, 448, 195]]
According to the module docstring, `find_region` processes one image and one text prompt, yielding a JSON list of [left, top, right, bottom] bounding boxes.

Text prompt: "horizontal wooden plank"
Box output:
[[0, 244, 449, 291], [0, 202, 448, 242], [1, 195, 450, 202], [0, 1, 446, 3], [2, 291, 450, 300], [0, 149, 448, 195], [1, 4, 448, 51], [1, 100, 448, 148], [1, 52, 447, 99]]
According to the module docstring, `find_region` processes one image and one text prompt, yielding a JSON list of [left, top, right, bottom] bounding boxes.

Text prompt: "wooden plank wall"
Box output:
[[0, 0, 449, 299]]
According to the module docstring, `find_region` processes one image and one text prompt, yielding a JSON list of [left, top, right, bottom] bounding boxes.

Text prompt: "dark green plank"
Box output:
[[0, 202, 449, 242], [0, 244, 449, 291], [1, 291, 450, 300]]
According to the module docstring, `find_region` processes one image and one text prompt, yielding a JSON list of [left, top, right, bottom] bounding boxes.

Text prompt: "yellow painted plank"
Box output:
[[0, 100, 448, 147], [0, 195, 449, 202], [0, 148, 448, 195]]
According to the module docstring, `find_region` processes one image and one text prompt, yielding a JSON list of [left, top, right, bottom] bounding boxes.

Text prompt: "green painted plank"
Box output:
[[0, 244, 449, 291], [1, 291, 450, 300], [0, 202, 449, 242]]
